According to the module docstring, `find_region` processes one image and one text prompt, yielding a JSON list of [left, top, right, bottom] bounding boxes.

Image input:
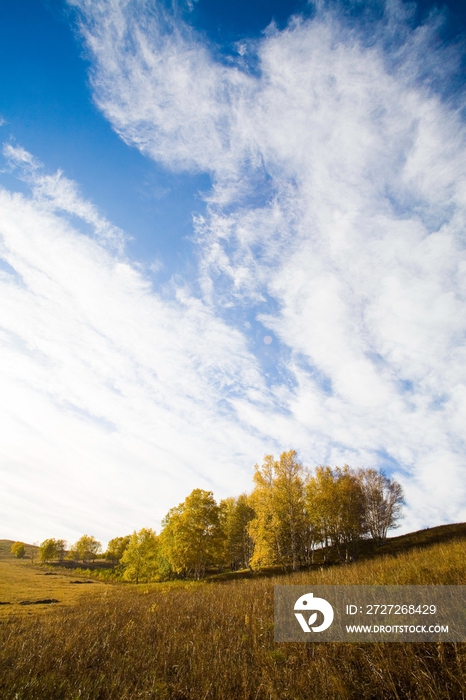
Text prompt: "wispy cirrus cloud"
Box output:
[[3, 143, 127, 252], [0, 144, 293, 544], [65, 0, 466, 532]]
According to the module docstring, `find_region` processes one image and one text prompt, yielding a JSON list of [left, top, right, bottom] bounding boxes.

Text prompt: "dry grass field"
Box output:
[[0, 528, 465, 699], [0, 540, 104, 617]]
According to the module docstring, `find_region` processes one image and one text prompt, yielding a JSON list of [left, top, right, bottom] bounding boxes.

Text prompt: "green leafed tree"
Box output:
[[10, 542, 26, 559], [159, 489, 225, 579], [120, 529, 159, 584]]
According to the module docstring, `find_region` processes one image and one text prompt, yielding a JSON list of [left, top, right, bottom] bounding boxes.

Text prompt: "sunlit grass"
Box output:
[[0, 534, 465, 699], [0, 540, 104, 618]]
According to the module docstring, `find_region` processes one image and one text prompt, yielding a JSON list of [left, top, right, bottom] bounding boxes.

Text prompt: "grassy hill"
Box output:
[[0, 523, 465, 699], [207, 521, 466, 581]]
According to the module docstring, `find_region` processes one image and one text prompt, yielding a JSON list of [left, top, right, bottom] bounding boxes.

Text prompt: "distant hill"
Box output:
[[0, 539, 38, 560]]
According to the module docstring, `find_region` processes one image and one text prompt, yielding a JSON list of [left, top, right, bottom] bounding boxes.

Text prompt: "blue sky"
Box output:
[[1, 0, 466, 545]]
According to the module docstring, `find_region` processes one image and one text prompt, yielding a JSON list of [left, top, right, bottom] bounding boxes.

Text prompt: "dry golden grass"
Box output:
[[0, 534, 465, 699], [286, 538, 466, 586], [0, 540, 104, 618]]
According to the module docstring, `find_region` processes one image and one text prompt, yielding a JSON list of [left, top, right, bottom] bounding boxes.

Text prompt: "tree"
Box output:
[[305, 465, 334, 555], [121, 529, 159, 584], [10, 542, 25, 559], [248, 451, 307, 570], [70, 535, 102, 562], [39, 538, 59, 563], [332, 466, 366, 560], [357, 468, 404, 544], [105, 535, 131, 566], [30, 542, 39, 565], [305, 466, 366, 561], [220, 494, 255, 570], [248, 455, 279, 568], [159, 489, 225, 579], [157, 503, 184, 579], [273, 450, 307, 571], [55, 539, 67, 562]]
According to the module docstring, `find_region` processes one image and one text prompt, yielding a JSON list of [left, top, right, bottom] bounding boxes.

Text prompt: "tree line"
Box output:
[[18, 451, 404, 582]]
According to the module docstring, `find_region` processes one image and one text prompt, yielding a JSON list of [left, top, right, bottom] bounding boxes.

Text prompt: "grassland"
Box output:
[[0, 526, 465, 699], [0, 540, 104, 617]]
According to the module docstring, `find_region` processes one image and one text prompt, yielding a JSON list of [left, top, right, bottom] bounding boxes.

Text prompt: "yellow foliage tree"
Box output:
[[38, 538, 67, 563], [305, 465, 366, 561], [220, 494, 255, 570], [249, 451, 306, 570], [105, 535, 131, 566], [69, 535, 102, 562], [159, 489, 224, 579], [10, 542, 25, 559], [248, 455, 279, 568], [121, 529, 159, 584]]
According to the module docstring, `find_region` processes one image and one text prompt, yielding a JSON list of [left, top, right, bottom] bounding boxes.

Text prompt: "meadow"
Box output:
[[0, 527, 465, 699], [0, 540, 104, 617]]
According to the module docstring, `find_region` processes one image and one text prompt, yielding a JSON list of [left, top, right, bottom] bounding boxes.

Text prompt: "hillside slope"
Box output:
[[0, 525, 465, 699]]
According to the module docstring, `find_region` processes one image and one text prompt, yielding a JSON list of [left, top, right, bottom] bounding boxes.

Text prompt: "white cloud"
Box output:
[[65, 0, 466, 531], [3, 144, 127, 252], [0, 150, 294, 545]]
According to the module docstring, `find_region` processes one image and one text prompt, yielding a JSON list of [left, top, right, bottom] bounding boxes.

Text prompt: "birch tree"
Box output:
[[249, 451, 306, 570], [220, 494, 255, 570], [121, 528, 159, 583], [357, 468, 404, 543], [305, 466, 366, 561], [248, 455, 280, 567], [159, 489, 224, 579]]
